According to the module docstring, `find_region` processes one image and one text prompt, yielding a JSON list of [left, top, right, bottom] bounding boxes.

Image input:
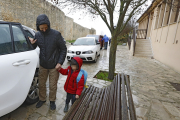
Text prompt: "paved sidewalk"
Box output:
[[1, 45, 180, 120]]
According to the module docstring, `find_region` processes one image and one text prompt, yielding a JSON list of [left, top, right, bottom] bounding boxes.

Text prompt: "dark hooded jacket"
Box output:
[[33, 14, 67, 69], [59, 57, 84, 96]]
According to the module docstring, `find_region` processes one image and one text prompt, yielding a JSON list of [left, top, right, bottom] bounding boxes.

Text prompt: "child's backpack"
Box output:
[[76, 69, 88, 89]]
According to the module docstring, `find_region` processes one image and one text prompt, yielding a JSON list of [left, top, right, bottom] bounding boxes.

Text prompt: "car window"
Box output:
[[86, 35, 99, 41], [24, 30, 34, 39], [74, 38, 95, 45], [12, 25, 31, 52], [0, 24, 13, 55]]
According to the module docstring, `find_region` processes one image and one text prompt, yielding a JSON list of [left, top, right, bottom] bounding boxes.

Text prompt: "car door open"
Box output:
[[0, 23, 38, 117]]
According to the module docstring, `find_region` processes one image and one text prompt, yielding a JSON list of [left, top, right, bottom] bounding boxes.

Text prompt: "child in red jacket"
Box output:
[[59, 57, 84, 112]]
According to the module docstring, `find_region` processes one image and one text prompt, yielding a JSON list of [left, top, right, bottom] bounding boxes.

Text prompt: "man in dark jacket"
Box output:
[[29, 14, 67, 110]]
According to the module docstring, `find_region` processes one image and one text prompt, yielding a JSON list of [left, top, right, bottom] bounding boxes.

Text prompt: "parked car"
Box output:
[[86, 34, 104, 49], [0, 21, 39, 117], [67, 37, 100, 63]]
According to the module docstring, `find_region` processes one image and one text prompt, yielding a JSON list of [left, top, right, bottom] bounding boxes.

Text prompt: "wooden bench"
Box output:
[[63, 73, 137, 120]]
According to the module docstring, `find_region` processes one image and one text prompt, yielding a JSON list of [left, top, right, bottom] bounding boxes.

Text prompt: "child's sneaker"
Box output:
[[64, 104, 69, 112]]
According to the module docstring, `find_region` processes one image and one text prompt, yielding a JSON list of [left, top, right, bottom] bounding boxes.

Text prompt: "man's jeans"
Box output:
[[104, 42, 108, 49], [39, 66, 59, 101]]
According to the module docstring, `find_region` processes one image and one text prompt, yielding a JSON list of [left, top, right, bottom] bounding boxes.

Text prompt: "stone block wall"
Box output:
[[0, 0, 96, 40]]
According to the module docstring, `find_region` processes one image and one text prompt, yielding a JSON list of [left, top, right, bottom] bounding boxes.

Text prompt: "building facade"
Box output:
[[137, 0, 180, 73]]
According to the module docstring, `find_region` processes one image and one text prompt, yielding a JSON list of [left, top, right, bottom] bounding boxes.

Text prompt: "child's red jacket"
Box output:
[[59, 57, 84, 96]]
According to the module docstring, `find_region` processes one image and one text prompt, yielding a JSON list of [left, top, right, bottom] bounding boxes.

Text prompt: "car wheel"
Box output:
[[24, 76, 39, 104], [93, 53, 98, 63]]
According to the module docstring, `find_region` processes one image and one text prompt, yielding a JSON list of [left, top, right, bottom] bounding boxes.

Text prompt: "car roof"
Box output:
[[0, 20, 21, 25], [86, 34, 100, 36], [22, 25, 34, 31], [77, 37, 95, 39]]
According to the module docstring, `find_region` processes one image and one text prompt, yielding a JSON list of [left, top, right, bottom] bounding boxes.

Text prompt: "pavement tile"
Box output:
[[28, 113, 41, 120], [162, 102, 180, 117], [149, 99, 172, 120], [136, 107, 148, 118], [52, 114, 64, 120], [38, 117, 50, 120], [57, 105, 66, 116], [35, 105, 49, 116], [92, 83, 103, 88]]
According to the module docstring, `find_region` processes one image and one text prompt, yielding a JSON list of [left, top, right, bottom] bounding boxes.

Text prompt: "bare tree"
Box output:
[[51, 0, 149, 79]]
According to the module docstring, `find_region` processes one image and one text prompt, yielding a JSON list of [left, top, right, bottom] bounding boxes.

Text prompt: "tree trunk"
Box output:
[[108, 35, 118, 80]]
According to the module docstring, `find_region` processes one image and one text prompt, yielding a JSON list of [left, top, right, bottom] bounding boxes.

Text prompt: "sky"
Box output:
[[47, 0, 152, 38], [64, 12, 112, 37]]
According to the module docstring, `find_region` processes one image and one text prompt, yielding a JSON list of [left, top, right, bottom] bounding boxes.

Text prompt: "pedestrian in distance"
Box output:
[[102, 35, 109, 50], [109, 38, 111, 46], [99, 35, 104, 50]]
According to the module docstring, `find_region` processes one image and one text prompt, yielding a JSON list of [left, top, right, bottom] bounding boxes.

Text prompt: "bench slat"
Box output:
[[115, 74, 121, 120], [125, 74, 137, 120], [121, 73, 129, 120], [86, 88, 101, 120]]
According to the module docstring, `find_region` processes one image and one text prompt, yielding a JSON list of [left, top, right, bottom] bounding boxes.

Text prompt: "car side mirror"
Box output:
[[71, 43, 73, 45], [97, 42, 100, 44]]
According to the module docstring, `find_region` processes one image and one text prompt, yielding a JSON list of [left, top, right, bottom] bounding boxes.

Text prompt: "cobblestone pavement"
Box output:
[[1, 44, 180, 120]]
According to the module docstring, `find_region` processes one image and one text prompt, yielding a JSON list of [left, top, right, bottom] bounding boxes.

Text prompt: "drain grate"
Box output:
[[169, 82, 180, 91]]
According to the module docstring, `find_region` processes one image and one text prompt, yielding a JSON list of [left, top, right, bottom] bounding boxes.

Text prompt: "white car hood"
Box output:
[[68, 45, 96, 51]]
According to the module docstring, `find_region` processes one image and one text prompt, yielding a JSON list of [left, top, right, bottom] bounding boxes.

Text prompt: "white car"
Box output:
[[0, 21, 39, 117], [67, 37, 100, 62]]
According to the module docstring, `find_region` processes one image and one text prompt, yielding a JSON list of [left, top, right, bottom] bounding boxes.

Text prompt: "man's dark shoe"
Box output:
[[64, 104, 69, 112], [36, 101, 46, 108], [50, 101, 56, 110]]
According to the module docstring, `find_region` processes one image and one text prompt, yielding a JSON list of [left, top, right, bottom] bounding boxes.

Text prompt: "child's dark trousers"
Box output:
[[66, 93, 76, 105]]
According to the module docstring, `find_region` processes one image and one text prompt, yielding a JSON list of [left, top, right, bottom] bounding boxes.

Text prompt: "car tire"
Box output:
[[24, 75, 39, 105], [93, 53, 98, 63]]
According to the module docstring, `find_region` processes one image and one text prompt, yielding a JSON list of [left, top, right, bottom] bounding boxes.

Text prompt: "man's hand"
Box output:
[[55, 63, 61, 71], [75, 95, 79, 99], [28, 37, 37, 44]]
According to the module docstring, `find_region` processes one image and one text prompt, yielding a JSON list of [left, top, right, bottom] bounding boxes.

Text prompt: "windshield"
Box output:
[[86, 35, 99, 41], [73, 38, 95, 45]]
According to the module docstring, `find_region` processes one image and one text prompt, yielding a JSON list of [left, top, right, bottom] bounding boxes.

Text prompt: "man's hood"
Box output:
[[72, 57, 83, 71], [36, 14, 50, 31]]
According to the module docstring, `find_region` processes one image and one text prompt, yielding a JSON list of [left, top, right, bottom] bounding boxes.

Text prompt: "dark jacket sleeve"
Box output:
[[32, 42, 37, 49], [76, 75, 84, 96], [57, 33, 67, 65], [31, 34, 38, 49]]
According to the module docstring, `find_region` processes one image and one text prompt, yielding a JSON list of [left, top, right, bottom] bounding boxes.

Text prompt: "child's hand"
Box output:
[[75, 95, 79, 99]]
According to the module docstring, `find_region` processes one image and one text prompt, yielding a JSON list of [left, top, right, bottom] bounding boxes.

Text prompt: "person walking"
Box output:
[[109, 38, 111, 46], [99, 35, 104, 50], [102, 35, 109, 50], [29, 14, 67, 110]]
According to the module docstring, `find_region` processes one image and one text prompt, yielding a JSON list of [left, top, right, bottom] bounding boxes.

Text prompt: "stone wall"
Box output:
[[0, 0, 96, 40]]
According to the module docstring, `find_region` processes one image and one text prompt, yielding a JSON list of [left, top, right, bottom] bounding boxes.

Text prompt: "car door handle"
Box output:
[[13, 60, 31, 66]]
